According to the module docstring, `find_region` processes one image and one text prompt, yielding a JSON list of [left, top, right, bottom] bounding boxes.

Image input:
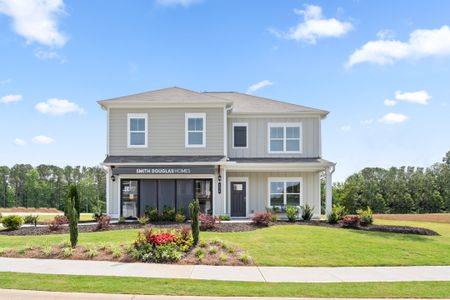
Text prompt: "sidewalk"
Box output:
[[1, 257, 450, 283], [0, 289, 444, 300]]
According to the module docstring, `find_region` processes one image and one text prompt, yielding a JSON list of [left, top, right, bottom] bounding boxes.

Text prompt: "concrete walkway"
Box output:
[[0, 289, 445, 300], [1, 257, 450, 283]]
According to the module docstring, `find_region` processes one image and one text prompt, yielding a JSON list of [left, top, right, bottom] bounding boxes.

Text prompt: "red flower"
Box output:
[[148, 232, 177, 245]]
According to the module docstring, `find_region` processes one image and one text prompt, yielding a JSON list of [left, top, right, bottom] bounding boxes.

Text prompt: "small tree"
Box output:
[[66, 187, 79, 248], [67, 184, 80, 219], [189, 199, 200, 245]]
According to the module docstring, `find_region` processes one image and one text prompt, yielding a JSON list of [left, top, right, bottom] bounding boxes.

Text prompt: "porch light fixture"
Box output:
[[111, 175, 116, 182]]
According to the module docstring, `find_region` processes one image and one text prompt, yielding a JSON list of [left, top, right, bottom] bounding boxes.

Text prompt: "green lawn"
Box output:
[[1, 220, 449, 267], [0, 272, 449, 298]]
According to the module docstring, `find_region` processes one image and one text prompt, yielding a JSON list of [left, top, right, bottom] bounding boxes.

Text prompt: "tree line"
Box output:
[[0, 165, 106, 213], [330, 151, 450, 214]]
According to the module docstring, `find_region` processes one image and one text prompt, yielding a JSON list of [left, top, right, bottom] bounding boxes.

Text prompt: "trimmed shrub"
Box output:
[[199, 213, 216, 230], [96, 215, 111, 230], [160, 207, 176, 222], [251, 212, 272, 226], [145, 207, 159, 222], [66, 193, 79, 248], [189, 199, 200, 245], [94, 211, 105, 221], [218, 214, 231, 221], [23, 215, 39, 226], [357, 207, 373, 226], [2, 215, 23, 230], [67, 184, 80, 219], [175, 212, 185, 223], [327, 204, 346, 224], [48, 215, 68, 231], [138, 215, 149, 225], [285, 206, 299, 222], [301, 204, 314, 221], [341, 215, 360, 228]]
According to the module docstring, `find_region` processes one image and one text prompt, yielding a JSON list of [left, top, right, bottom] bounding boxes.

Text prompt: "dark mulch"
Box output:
[[274, 220, 440, 236], [1, 219, 439, 236]]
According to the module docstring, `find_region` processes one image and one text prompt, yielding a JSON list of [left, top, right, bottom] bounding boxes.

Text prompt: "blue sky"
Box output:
[[0, 0, 449, 181]]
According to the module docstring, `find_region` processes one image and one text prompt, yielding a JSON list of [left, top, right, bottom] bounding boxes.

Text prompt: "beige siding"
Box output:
[[227, 171, 321, 217], [109, 108, 224, 156], [228, 116, 321, 158]]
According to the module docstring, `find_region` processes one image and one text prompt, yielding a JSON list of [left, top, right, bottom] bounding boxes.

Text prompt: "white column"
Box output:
[[325, 167, 333, 217], [222, 167, 227, 215]]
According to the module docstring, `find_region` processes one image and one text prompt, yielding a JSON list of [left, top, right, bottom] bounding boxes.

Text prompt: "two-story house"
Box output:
[[98, 87, 335, 219]]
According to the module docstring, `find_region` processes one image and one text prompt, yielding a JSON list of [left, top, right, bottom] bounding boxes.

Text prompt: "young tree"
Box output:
[[189, 199, 200, 245], [66, 186, 79, 248]]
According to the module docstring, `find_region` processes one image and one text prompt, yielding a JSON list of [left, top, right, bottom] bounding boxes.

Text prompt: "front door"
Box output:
[[231, 181, 246, 217]]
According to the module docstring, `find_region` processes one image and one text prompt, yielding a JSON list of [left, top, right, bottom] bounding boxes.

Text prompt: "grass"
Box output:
[[0, 218, 449, 267], [0, 272, 449, 298], [374, 213, 450, 223]]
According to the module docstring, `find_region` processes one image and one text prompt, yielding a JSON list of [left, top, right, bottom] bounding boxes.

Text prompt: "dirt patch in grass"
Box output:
[[374, 213, 450, 224]]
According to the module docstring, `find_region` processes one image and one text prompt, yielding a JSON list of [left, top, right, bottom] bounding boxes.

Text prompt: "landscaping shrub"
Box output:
[[301, 204, 314, 221], [48, 215, 68, 231], [341, 215, 360, 228], [199, 213, 216, 230], [189, 199, 200, 245], [118, 217, 126, 224], [67, 184, 80, 219], [94, 211, 105, 221], [251, 212, 272, 226], [133, 227, 193, 263], [66, 191, 79, 248], [327, 204, 346, 224], [218, 214, 231, 221], [160, 207, 176, 222], [138, 215, 149, 225], [175, 211, 186, 223], [2, 215, 23, 230], [23, 215, 39, 226], [145, 207, 159, 222], [357, 207, 373, 226], [285, 206, 299, 222], [96, 215, 111, 230]]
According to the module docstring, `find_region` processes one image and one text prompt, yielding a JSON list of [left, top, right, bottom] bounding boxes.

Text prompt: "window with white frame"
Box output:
[[128, 113, 147, 147], [268, 123, 302, 153], [269, 178, 302, 208], [232, 122, 248, 148], [185, 113, 206, 147]]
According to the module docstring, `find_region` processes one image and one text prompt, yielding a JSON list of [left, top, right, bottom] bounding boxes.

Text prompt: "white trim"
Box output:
[[267, 177, 303, 208], [117, 176, 121, 219], [185, 113, 206, 148], [228, 176, 249, 218], [223, 108, 227, 156], [127, 113, 148, 148], [222, 167, 227, 214], [106, 169, 110, 215], [106, 107, 110, 155], [267, 122, 302, 154], [232, 122, 248, 149]]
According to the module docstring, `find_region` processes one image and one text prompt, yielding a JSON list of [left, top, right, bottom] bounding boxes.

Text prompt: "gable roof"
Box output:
[[97, 87, 231, 108], [204, 91, 328, 115], [97, 86, 328, 116]]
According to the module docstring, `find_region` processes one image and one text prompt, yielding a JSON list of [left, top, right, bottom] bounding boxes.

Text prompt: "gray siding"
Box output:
[[227, 171, 321, 217], [228, 116, 321, 158], [109, 108, 224, 156]]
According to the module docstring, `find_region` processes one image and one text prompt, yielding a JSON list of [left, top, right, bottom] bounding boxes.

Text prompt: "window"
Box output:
[[268, 123, 302, 153], [127, 113, 147, 147], [185, 113, 206, 147], [268, 178, 302, 208], [232, 122, 248, 148]]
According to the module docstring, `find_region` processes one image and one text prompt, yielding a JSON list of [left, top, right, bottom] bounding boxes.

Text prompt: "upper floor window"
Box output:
[[232, 122, 248, 149], [268, 123, 302, 153], [127, 113, 147, 148], [185, 113, 206, 147]]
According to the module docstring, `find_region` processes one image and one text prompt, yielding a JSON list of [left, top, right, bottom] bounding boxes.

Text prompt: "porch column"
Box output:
[[325, 166, 334, 217]]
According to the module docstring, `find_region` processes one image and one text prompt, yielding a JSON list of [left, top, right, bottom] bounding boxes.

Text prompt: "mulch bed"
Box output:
[[0, 220, 439, 236]]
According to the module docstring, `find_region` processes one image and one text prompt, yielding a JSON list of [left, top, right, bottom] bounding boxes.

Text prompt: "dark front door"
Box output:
[[231, 181, 246, 217]]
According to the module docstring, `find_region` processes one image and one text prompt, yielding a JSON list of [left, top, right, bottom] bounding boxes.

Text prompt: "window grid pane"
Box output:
[[129, 117, 146, 146]]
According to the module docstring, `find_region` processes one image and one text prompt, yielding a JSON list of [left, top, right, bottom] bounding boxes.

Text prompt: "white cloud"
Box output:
[[0, 94, 22, 104], [34, 48, 66, 62], [156, 0, 202, 7], [32, 135, 54, 144], [35, 98, 84, 116], [395, 90, 431, 105], [14, 138, 26, 146], [0, 0, 67, 47], [347, 25, 450, 67], [378, 113, 408, 124], [271, 5, 353, 44], [376, 29, 395, 40], [384, 99, 397, 106], [360, 119, 373, 125], [246, 80, 274, 94], [340, 125, 351, 131]]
